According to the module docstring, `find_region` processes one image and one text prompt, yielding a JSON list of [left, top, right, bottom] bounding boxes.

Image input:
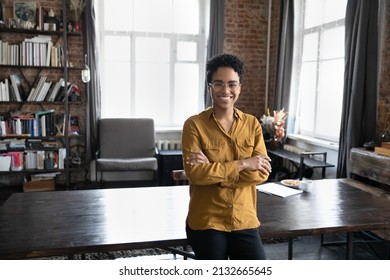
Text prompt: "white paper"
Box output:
[[256, 183, 303, 197]]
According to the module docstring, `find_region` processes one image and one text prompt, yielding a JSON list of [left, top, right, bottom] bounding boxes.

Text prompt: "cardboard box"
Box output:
[[23, 180, 55, 192]]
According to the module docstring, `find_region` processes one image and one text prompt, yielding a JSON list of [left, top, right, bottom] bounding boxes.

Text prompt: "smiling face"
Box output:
[[209, 67, 241, 112]]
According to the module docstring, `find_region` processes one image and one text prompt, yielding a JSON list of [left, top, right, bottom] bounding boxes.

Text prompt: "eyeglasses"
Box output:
[[208, 81, 241, 92]]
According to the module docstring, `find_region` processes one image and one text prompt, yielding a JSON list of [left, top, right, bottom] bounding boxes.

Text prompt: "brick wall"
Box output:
[[379, 1, 390, 135], [224, 0, 390, 136], [223, 0, 276, 119]]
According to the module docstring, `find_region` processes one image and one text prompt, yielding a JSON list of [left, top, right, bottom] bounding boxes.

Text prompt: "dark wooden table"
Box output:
[[258, 178, 390, 259], [267, 148, 335, 179], [0, 186, 190, 259], [0, 179, 389, 259]]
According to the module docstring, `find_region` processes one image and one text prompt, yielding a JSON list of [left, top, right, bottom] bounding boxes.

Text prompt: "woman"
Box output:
[[182, 53, 272, 259]]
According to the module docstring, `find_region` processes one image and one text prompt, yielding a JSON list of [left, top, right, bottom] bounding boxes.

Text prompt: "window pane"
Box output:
[[103, 61, 131, 118], [174, 63, 199, 125], [298, 62, 317, 133], [302, 33, 318, 61], [135, 63, 170, 123], [321, 26, 344, 59], [100, 0, 207, 127], [177, 41, 197, 61], [104, 36, 131, 61], [304, 0, 323, 28], [104, 0, 133, 31], [323, 0, 347, 23], [136, 37, 170, 62], [316, 60, 343, 140], [134, 0, 172, 32], [173, 0, 200, 34]]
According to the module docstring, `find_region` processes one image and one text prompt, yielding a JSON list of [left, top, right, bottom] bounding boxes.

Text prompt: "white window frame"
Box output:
[[96, 0, 209, 129], [289, 0, 346, 143]]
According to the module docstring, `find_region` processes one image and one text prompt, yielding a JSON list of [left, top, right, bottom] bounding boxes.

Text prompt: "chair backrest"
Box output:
[[99, 118, 156, 158]]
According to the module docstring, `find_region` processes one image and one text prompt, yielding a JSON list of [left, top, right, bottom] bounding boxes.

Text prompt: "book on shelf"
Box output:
[[27, 76, 47, 101], [58, 148, 66, 169], [31, 172, 61, 181], [3, 151, 24, 171], [36, 150, 45, 170], [0, 121, 8, 136], [36, 81, 52, 101], [35, 109, 55, 137], [9, 74, 26, 101], [4, 110, 64, 137], [46, 78, 65, 102], [0, 36, 54, 67], [54, 82, 72, 102], [26, 139, 42, 150], [25, 151, 38, 170], [0, 155, 11, 171], [0, 79, 10, 102]]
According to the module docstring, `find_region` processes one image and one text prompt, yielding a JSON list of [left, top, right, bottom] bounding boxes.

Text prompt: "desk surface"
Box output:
[[0, 179, 389, 259]]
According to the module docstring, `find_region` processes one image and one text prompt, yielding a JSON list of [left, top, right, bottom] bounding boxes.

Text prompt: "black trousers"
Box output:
[[186, 224, 267, 260]]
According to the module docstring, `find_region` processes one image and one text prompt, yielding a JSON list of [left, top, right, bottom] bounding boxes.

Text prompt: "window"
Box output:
[[98, 0, 209, 127], [290, 0, 347, 142]]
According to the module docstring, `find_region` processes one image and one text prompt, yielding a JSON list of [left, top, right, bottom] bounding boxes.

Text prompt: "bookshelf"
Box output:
[[0, 0, 85, 189]]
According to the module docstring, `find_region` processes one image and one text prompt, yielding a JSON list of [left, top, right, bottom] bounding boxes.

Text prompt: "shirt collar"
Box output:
[[206, 107, 244, 120]]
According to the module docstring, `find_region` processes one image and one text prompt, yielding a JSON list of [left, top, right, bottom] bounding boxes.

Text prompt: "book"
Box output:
[[35, 109, 55, 136], [9, 74, 26, 101], [3, 151, 24, 171], [28, 76, 47, 101], [36, 81, 52, 101], [54, 82, 71, 102], [58, 148, 66, 169], [46, 78, 64, 102]]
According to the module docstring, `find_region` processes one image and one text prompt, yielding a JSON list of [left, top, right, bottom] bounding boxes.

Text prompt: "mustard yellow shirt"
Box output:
[[182, 107, 269, 232]]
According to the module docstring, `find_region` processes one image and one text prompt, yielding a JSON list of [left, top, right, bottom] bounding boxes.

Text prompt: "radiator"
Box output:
[[157, 140, 182, 151], [282, 144, 305, 173]]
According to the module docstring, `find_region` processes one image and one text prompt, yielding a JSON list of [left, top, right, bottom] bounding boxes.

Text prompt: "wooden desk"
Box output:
[[258, 178, 390, 259], [0, 179, 389, 259], [267, 148, 335, 179]]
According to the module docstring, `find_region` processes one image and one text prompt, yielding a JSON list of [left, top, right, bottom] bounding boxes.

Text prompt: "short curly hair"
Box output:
[[206, 53, 245, 84]]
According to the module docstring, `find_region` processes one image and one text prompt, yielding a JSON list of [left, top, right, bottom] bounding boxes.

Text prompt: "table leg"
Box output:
[[288, 237, 293, 260], [346, 232, 353, 259]]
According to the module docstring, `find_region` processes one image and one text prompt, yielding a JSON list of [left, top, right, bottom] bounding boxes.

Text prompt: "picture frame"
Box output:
[[13, 1, 36, 29]]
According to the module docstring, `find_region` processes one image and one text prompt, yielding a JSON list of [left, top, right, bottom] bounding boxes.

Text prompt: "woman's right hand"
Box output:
[[238, 155, 272, 175]]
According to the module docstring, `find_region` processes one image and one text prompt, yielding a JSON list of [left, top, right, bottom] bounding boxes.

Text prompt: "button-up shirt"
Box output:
[[182, 107, 269, 232]]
